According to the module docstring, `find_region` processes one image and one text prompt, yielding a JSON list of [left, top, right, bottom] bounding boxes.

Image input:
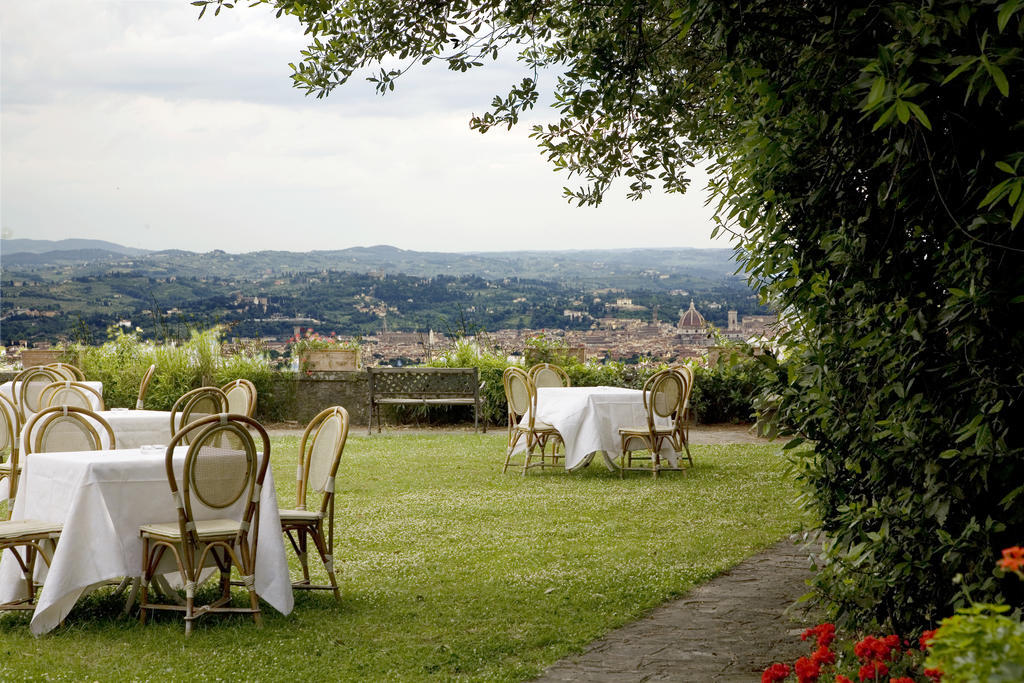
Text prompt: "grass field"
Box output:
[[0, 432, 809, 680]]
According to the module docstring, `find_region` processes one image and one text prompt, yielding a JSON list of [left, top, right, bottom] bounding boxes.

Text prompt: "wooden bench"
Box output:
[[366, 367, 486, 434]]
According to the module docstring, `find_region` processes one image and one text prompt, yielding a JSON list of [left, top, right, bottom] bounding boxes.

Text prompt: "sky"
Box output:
[[1, 1, 724, 254]]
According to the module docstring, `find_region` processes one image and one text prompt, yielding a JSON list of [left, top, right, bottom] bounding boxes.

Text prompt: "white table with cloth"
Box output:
[[93, 409, 173, 449], [516, 386, 677, 471], [0, 380, 104, 415], [0, 446, 294, 635], [17, 409, 172, 453]]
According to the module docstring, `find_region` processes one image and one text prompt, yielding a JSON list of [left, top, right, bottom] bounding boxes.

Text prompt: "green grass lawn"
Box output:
[[0, 432, 809, 680]]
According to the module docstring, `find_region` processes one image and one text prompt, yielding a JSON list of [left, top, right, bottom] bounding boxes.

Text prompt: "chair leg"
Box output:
[[24, 546, 37, 604], [139, 538, 150, 625], [184, 593, 195, 637], [298, 529, 311, 584], [310, 527, 340, 601]]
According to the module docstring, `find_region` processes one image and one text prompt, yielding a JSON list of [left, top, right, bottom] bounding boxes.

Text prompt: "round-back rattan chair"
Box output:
[[279, 406, 350, 599], [22, 405, 116, 455], [528, 363, 571, 388]]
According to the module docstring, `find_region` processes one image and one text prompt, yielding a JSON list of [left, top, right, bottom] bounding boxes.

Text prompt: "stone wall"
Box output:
[[0, 369, 373, 424], [264, 372, 370, 424]]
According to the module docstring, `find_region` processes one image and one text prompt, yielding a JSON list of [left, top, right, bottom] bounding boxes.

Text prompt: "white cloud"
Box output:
[[1, 0, 723, 253]]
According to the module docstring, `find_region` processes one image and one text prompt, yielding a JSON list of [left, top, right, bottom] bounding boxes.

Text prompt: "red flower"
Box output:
[[811, 646, 836, 666], [923, 667, 943, 682], [858, 662, 888, 681], [919, 629, 937, 650], [836, 677, 854, 683], [889, 678, 915, 683], [762, 662, 791, 683], [801, 623, 837, 649], [794, 656, 821, 683], [998, 546, 1024, 572], [854, 635, 895, 663]]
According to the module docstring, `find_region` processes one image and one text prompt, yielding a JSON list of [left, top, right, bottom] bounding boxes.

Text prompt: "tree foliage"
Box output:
[[198, 0, 1024, 630]]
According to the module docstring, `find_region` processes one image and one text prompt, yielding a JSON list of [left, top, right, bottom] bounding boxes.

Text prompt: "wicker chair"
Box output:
[[279, 406, 349, 599], [669, 365, 695, 467], [22, 406, 116, 454], [46, 363, 86, 381], [617, 370, 686, 478], [170, 387, 228, 443], [0, 470, 62, 611], [40, 381, 105, 411], [0, 394, 21, 519], [220, 379, 257, 418], [501, 367, 562, 474], [528, 363, 571, 388], [135, 364, 157, 409], [12, 367, 62, 420], [138, 414, 270, 635]]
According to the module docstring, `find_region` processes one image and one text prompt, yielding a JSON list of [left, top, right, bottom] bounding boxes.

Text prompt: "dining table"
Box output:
[[0, 445, 294, 635], [92, 409, 173, 449], [516, 385, 676, 471]]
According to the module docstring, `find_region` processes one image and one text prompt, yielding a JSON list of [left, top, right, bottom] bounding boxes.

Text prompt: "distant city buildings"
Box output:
[[4, 300, 778, 369]]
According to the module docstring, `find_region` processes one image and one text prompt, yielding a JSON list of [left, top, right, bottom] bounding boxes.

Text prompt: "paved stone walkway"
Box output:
[[534, 535, 820, 682]]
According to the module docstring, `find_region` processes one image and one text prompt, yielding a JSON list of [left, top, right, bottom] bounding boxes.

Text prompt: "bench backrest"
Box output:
[[367, 367, 479, 398]]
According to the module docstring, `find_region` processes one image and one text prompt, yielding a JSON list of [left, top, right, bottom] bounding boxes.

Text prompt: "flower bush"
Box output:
[[762, 623, 938, 683], [287, 329, 360, 371], [924, 545, 1024, 682], [764, 547, 1024, 682]]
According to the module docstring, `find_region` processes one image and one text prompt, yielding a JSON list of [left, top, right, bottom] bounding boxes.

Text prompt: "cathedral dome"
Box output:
[[677, 301, 706, 330]]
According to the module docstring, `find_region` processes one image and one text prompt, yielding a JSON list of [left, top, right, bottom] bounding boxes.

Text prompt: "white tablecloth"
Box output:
[[94, 410, 172, 449], [18, 409, 171, 453], [0, 380, 104, 415], [0, 446, 294, 635], [518, 386, 675, 471]]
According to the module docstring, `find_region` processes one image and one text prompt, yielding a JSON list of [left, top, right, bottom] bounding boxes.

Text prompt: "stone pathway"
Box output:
[[535, 534, 820, 682]]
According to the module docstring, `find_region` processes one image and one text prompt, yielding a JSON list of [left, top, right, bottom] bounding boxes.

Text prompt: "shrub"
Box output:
[[73, 327, 274, 415]]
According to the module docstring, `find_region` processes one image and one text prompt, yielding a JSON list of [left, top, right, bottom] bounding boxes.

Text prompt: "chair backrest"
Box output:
[[23, 406, 116, 454], [502, 367, 536, 424], [221, 379, 257, 418], [643, 370, 684, 431], [295, 406, 349, 515], [136, 364, 157, 409], [170, 387, 229, 444], [13, 366, 63, 419], [40, 381, 105, 411], [165, 414, 270, 558], [529, 363, 571, 388], [672, 364, 695, 416], [0, 394, 20, 515], [46, 362, 86, 381]]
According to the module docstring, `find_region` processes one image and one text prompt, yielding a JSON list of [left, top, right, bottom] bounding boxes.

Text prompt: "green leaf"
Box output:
[[997, 0, 1021, 31], [866, 77, 886, 107], [996, 161, 1015, 174], [978, 180, 1010, 208], [985, 61, 1010, 96], [905, 102, 932, 130], [1012, 194, 1024, 227], [896, 100, 910, 124]]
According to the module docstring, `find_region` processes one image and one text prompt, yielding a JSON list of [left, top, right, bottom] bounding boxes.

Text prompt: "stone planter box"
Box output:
[[20, 349, 62, 368], [303, 349, 359, 371]]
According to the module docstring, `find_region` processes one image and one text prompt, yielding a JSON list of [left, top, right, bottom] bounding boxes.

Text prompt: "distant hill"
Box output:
[[0, 241, 758, 343], [1, 238, 150, 256], [1, 240, 740, 287], [1, 248, 135, 266]]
